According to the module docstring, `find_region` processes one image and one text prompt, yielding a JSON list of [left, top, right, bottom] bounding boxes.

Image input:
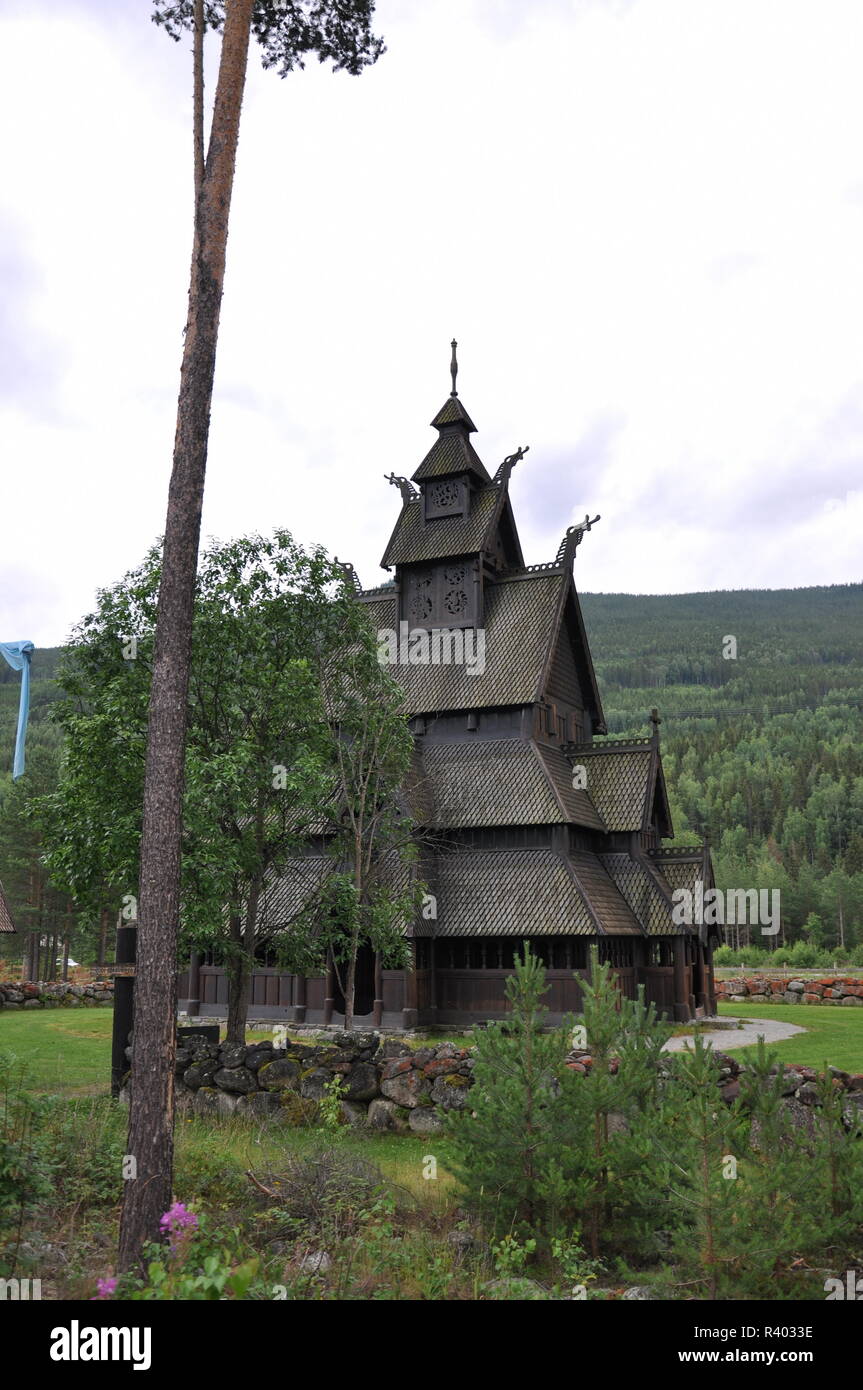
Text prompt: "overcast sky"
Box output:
[[1, 0, 861, 646]]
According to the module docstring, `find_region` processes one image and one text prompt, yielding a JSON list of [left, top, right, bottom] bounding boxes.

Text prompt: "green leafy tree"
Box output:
[[35, 532, 377, 1044], [283, 626, 421, 1029]]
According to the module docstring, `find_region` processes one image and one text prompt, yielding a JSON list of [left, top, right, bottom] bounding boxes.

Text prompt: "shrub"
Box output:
[[252, 1140, 386, 1242], [43, 1099, 125, 1209], [0, 1052, 54, 1225], [114, 1207, 267, 1301]]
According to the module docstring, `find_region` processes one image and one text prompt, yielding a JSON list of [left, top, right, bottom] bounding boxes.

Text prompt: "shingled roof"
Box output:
[[251, 858, 333, 935], [381, 485, 501, 567], [0, 881, 16, 934], [421, 847, 643, 938], [569, 852, 645, 936], [650, 848, 714, 940], [566, 741, 655, 832], [430, 397, 477, 431], [599, 853, 677, 937], [412, 429, 490, 484], [362, 572, 565, 714], [419, 737, 605, 831]]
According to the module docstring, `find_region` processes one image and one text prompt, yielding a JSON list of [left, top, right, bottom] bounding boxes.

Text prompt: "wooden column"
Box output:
[[672, 936, 689, 1022], [705, 940, 717, 1014], [428, 939, 438, 1024], [372, 953, 383, 1027], [633, 937, 648, 1001], [688, 938, 697, 1017], [187, 949, 203, 1016], [293, 972, 307, 1024], [401, 942, 418, 1029], [694, 939, 707, 1014]]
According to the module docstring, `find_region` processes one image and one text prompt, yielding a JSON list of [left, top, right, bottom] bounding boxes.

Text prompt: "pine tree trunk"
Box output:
[[119, 0, 256, 1272], [98, 905, 109, 967], [34, 873, 43, 980]]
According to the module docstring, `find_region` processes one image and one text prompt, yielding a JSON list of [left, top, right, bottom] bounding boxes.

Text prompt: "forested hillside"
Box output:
[[1, 584, 861, 962], [582, 583, 863, 950]]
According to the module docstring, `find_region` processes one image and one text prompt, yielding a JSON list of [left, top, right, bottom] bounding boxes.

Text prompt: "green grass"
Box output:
[[716, 1001, 863, 1072], [0, 1007, 114, 1096], [0, 1010, 458, 1200], [173, 1113, 456, 1207]]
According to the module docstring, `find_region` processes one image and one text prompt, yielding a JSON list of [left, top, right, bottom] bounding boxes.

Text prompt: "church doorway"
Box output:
[[332, 943, 376, 1019]]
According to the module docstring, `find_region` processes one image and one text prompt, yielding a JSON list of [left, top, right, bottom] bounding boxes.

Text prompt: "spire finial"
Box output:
[[650, 707, 662, 744], [450, 338, 458, 397]]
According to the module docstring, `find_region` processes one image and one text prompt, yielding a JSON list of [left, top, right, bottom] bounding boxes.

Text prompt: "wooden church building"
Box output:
[[180, 353, 718, 1027]]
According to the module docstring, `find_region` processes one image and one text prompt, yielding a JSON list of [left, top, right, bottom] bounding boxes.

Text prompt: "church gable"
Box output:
[[537, 583, 605, 741]]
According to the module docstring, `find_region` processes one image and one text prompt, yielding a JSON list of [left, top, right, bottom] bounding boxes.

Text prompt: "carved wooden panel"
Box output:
[[402, 561, 478, 629]]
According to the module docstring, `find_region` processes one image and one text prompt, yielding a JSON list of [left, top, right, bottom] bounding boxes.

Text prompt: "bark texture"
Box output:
[[119, 0, 256, 1271]]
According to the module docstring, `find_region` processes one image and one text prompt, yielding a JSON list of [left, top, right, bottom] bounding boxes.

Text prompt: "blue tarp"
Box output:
[[0, 640, 35, 780]]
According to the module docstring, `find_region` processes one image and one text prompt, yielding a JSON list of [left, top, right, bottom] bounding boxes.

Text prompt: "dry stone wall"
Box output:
[[0, 979, 114, 1008], [717, 974, 863, 1006], [119, 1028, 863, 1133]]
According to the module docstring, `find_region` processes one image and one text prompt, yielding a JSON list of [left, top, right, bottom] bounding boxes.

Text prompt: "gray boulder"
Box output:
[[258, 1057, 301, 1090], [408, 1106, 445, 1134], [213, 1066, 257, 1094], [183, 1059, 220, 1089], [299, 1067, 333, 1101], [367, 1097, 411, 1132], [236, 1091, 283, 1119], [194, 1087, 241, 1117], [430, 1073, 472, 1111], [343, 1062, 379, 1102]]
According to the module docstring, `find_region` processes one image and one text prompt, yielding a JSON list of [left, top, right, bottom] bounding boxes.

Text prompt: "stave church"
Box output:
[[180, 349, 718, 1027]]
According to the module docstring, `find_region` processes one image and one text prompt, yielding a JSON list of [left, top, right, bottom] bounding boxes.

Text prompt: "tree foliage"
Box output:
[[152, 0, 385, 77]]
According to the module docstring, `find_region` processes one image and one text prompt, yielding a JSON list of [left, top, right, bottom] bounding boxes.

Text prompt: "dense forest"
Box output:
[[583, 583, 863, 954], [1, 583, 861, 966]]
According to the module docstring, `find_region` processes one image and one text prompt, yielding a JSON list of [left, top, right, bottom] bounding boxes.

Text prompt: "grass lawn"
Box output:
[[0, 1010, 458, 1203], [716, 1000, 863, 1072], [0, 1007, 114, 1096]]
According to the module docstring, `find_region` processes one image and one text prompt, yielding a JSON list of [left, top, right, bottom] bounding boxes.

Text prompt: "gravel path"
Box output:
[[662, 1015, 807, 1053]]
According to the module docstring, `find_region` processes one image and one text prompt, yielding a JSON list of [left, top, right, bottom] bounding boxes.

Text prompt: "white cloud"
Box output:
[[1, 0, 861, 644]]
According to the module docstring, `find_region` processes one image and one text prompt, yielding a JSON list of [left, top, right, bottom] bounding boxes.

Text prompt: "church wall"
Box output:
[[181, 939, 704, 1028]]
